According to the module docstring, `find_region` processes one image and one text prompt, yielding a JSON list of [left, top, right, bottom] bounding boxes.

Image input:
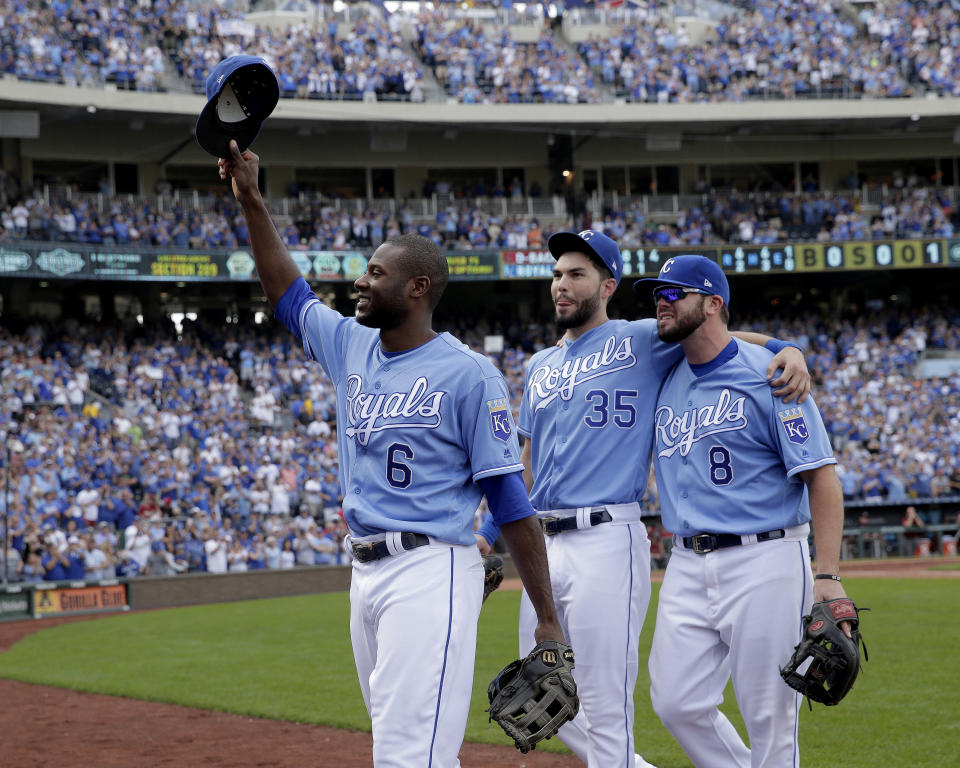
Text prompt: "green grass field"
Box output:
[[1, 579, 958, 766]]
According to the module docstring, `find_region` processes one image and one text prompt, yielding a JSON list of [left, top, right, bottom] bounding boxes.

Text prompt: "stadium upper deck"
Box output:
[[3, 0, 960, 102]]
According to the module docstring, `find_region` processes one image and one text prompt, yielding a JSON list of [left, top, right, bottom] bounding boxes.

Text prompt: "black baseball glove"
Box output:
[[780, 597, 868, 706], [487, 640, 579, 753], [482, 554, 504, 603]]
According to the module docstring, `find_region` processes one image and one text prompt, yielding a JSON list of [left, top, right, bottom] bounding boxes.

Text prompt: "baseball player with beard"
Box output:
[[477, 232, 809, 768], [637, 255, 847, 767], [220, 141, 565, 768]]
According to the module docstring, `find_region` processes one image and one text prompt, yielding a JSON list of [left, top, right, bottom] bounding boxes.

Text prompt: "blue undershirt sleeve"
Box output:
[[475, 513, 500, 549], [478, 471, 534, 544], [765, 338, 803, 354], [273, 276, 314, 344]]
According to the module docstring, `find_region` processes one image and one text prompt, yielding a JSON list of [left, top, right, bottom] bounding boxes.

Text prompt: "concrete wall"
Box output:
[[127, 556, 520, 610], [127, 565, 352, 610]]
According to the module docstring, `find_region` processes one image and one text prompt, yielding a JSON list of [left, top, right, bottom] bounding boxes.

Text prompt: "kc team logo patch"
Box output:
[[488, 398, 512, 442], [779, 408, 809, 445]]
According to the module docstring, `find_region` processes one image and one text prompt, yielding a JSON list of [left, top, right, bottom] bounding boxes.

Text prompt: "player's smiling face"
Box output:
[[353, 244, 410, 330], [656, 286, 708, 343], [552, 252, 609, 331]]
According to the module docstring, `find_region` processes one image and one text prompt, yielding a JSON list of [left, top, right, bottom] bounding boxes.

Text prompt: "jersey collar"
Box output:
[[688, 338, 738, 377]]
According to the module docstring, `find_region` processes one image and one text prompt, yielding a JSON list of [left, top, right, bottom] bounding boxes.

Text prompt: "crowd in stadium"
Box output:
[[575, 0, 953, 102], [414, 14, 599, 103], [5, 0, 960, 102], [2, 299, 959, 582], [0, 183, 956, 250]]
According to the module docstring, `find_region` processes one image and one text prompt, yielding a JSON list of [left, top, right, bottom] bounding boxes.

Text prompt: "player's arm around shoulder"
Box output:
[[731, 331, 810, 403]]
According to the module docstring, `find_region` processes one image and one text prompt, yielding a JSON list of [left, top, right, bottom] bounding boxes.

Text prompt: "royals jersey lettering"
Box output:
[[518, 319, 683, 510], [653, 338, 836, 536], [291, 295, 523, 545]]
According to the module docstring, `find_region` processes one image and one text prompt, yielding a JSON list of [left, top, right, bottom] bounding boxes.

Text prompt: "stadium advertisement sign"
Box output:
[[0, 587, 30, 620], [445, 250, 500, 279], [0, 244, 252, 281], [32, 583, 128, 617], [501, 249, 554, 278], [0, 239, 954, 281]]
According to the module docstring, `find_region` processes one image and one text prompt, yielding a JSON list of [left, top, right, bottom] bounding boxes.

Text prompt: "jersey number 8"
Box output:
[[708, 446, 733, 486]]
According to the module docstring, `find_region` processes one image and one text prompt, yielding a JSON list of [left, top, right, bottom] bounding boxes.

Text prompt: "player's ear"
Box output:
[[600, 276, 618, 300], [408, 274, 431, 300]]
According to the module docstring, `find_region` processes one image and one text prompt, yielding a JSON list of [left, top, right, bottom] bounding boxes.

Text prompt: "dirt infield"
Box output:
[[1, 556, 954, 767]]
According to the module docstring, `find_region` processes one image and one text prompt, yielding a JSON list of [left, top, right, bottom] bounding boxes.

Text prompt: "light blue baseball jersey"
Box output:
[[278, 280, 524, 546], [518, 319, 683, 510], [653, 338, 836, 536]]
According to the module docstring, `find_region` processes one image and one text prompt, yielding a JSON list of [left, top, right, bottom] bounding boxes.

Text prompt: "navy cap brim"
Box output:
[[633, 276, 714, 295], [195, 98, 263, 158]]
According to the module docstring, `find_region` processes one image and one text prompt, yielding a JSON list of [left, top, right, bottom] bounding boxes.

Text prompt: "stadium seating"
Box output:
[[1, 184, 956, 249], [5, 0, 960, 102]]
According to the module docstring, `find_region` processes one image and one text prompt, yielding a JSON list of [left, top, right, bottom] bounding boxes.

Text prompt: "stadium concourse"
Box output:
[[2, 291, 960, 584]]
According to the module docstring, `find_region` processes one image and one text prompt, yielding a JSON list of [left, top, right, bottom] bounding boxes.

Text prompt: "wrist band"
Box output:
[[815, 574, 842, 582]]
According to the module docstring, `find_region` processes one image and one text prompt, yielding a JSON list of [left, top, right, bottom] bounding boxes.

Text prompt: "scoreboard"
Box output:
[[620, 239, 953, 277]]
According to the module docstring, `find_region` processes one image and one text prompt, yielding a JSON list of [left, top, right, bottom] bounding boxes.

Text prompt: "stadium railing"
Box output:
[[34, 188, 571, 221], [36, 185, 958, 223]]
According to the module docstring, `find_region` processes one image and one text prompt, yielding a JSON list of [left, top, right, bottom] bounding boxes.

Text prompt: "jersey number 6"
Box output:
[[387, 443, 414, 489]]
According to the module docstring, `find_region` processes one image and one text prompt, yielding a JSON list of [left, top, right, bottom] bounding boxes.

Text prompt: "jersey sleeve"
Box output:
[[644, 319, 685, 379], [768, 392, 837, 477], [461, 375, 525, 482], [274, 276, 353, 383], [517, 355, 535, 439]]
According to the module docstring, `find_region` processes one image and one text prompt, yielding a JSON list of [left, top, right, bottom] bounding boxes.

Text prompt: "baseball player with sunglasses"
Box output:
[[478, 232, 810, 768], [220, 141, 565, 768], [637, 255, 848, 767]]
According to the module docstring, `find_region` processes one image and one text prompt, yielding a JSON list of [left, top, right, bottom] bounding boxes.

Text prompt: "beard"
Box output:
[[658, 297, 707, 343], [555, 287, 603, 331], [355, 294, 406, 330]]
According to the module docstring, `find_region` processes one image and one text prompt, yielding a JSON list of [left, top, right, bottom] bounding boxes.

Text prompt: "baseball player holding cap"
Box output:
[[477, 234, 810, 767], [637, 255, 848, 767], [219, 142, 564, 768]]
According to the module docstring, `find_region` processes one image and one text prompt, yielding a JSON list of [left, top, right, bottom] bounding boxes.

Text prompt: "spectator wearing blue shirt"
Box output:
[[63, 537, 87, 580]]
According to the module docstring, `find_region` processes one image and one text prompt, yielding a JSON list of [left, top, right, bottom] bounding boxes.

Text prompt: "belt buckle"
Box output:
[[352, 542, 375, 563], [691, 534, 718, 554], [540, 516, 560, 536]]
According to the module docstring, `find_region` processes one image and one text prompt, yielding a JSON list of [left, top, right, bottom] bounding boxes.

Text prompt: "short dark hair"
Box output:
[[387, 233, 449, 310], [720, 303, 730, 325]]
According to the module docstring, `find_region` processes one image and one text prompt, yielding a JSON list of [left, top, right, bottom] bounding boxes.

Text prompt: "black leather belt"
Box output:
[[540, 507, 613, 536], [351, 533, 430, 564], [683, 529, 786, 554]]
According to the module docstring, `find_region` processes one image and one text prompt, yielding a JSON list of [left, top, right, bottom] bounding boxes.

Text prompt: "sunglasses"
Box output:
[[653, 286, 712, 304]]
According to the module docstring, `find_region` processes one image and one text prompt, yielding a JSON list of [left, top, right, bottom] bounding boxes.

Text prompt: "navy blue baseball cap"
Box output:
[[547, 229, 623, 285], [195, 55, 280, 158], [633, 254, 730, 305]]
